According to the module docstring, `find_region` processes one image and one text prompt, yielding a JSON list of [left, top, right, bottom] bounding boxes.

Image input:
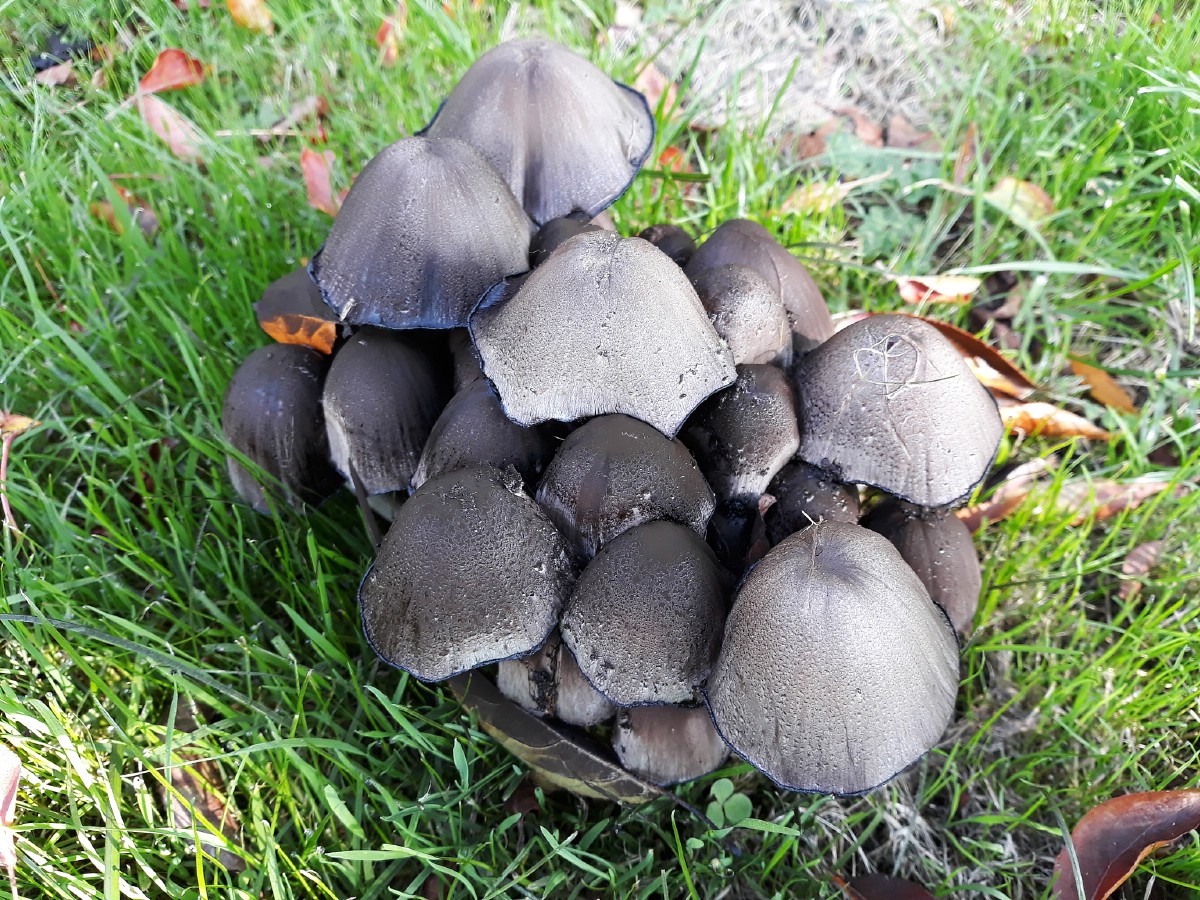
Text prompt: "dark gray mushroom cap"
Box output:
[[681, 364, 800, 504], [253, 267, 342, 355], [863, 499, 982, 636], [423, 38, 654, 225], [794, 314, 1004, 508], [222, 344, 341, 513], [704, 522, 960, 795], [412, 378, 552, 491], [323, 329, 446, 495], [309, 136, 532, 330], [685, 219, 834, 353], [691, 264, 791, 366], [612, 706, 729, 787], [638, 223, 696, 267], [359, 465, 574, 681], [447, 328, 484, 392], [560, 520, 727, 706], [535, 414, 716, 562], [765, 460, 860, 544], [529, 216, 602, 267], [471, 232, 736, 436]]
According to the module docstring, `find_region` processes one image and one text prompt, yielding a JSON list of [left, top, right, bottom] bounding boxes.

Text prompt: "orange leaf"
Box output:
[[984, 176, 1055, 224], [0, 744, 18, 897], [138, 49, 205, 94], [658, 145, 688, 173], [260, 314, 338, 355], [952, 122, 977, 185], [999, 400, 1111, 440], [1118, 539, 1165, 600], [0, 413, 40, 438], [956, 457, 1052, 531], [89, 181, 160, 238], [903, 314, 1037, 399], [894, 274, 982, 306], [1069, 359, 1137, 413], [1051, 790, 1200, 900], [1053, 478, 1181, 525], [301, 148, 340, 216], [137, 94, 206, 163], [227, 0, 273, 33], [34, 61, 77, 86], [376, 3, 407, 66]]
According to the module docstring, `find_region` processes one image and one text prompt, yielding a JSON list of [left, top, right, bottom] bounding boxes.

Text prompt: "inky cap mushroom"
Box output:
[[704, 522, 960, 795], [862, 498, 982, 636], [764, 460, 860, 544], [222, 344, 342, 513], [535, 414, 716, 562], [323, 329, 446, 495], [638, 223, 696, 267], [560, 520, 727, 706], [497, 629, 616, 726], [794, 314, 1003, 508], [472, 231, 736, 436], [253, 267, 343, 355], [359, 465, 574, 681], [422, 38, 654, 224], [529, 215, 602, 267], [690, 264, 790, 366], [612, 706, 729, 787], [310, 136, 532, 330], [685, 219, 834, 354]]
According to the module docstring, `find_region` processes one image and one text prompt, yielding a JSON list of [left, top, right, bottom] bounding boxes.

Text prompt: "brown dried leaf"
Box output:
[[634, 61, 677, 115], [904, 315, 1037, 399], [1118, 539, 1165, 600], [89, 183, 160, 238], [885, 114, 936, 151], [1069, 359, 1137, 413], [300, 147, 340, 217], [35, 61, 77, 86], [791, 119, 842, 159], [1053, 479, 1180, 525], [138, 94, 206, 163], [953, 122, 977, 185], [999, 400, 1111, 441], [957, 457, 1052, 531], [984, 176, 1055, 225], [834, 107, 883, 147], [894, 274, 982, 305], [258, 95, 328, 143], [138, 49, 205, 94], [376, 3, 407, 66], [227, 0, 273, 33], [1051, 790, 1200, 900], [0, 414, 39, 438], [834, 874, 936, 899]]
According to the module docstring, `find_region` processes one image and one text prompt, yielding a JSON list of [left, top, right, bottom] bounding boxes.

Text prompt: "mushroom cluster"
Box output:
[[221, 37, 1003, 797]]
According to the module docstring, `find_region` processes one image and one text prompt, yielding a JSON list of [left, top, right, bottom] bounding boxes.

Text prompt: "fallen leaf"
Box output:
[[34, 61, 77, 86], [138, 94, 206, 163], [0, 744, 19, 897], [1051, 790, 1200, 900], [138, 49, 205, 94], [1118, 539, 1165, 600], [257, 95, 328, 143], [1069, 359, 1137, 413], [903, 315, 1037, 399], [376, 3, 407, 66], [658, 145, 687, 174], [300, 148, 340, 216], [952, 122, 977, 185], [999, 400, 1111, 440], [834, 874, 936, 900], [505, 778, 541, 818], [260, 315, 338, 354], [634, 61, 677, 115], [833, 107, 883, 147], [885, 114, 936, 151], [894, 274, 983, 305], [1052, 478, 1181, 525], [227, 0, 273, 33], [984, 176, 1054, 225], [89, 183, 160, 238], [957, 456, 1052, 531], [0, 414, 39, 439]]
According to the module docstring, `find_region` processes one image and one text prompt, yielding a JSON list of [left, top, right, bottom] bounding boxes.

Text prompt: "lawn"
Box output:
[[1, 0, 1198, 898]]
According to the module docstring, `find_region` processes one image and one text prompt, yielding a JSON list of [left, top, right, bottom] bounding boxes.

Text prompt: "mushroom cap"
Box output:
[[529, 216, 602, 267], [704, 522, 960, 795], [690, 264, 791, 366], [685, 219, 834, 354], [862, 499, 982, 636], [422, 38, 654, 225], [471, 231, 736, 436], [794, 314, 1003, 507], [638, 223, 696, 267], [764, 460, 860, 544], [323, 329, 446, 495], [309, 136, 532, 330], [359, 465, 574, 681], [680, 364, 800, 504], [612, 706, 730, 787], [446, 328, 484, 392], [412, 378, 552, 491], [222, 344, 341, 513], [253, 267, 342, 355], [560, 520, 727, 706], [535, 414, 716, 562]]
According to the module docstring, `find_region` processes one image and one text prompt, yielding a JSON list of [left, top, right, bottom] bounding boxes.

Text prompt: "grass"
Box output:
[[1, 0, 1198, 897]]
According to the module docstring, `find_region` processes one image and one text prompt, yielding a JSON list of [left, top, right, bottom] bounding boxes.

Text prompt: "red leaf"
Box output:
[[376, 3, 407, 67], [1052, 790, 1200, 900], [227, 0, 273, 33], [301, 148, 340, 216], [138, 49, 205, 94], [138, 94, 206, 163], [0, 744, 19, 896], [834, 874, 936, 899], [1118, 539, 1165, 600], [634, 61, 677, 115]]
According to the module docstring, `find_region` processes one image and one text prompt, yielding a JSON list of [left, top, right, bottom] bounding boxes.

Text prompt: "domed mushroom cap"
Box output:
[[472, 232, 736, 436], [323, 329, 446, 495], [360, 465, 574, 682], [794, 314, 1003, 508], [253, 267, 343, 355], [446, 328, 484, 392], [222, 345, 341, 513], [638, 223, 696, 267], [560, 521, 727, 706], [863, 499, 982, 636], [691, 264, 790, 366], [685, 219, 833, 354], [612, 706, 729, 787], [535, 414, 716, 562], [765, 460, 860, 544], [309, 136, 532, 330], [704, 522, 960, 795], [529, 216, 602, 267], [423, 38, 654, 225], [412, 378, 552, 491], [681, 364, 800, 504]]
